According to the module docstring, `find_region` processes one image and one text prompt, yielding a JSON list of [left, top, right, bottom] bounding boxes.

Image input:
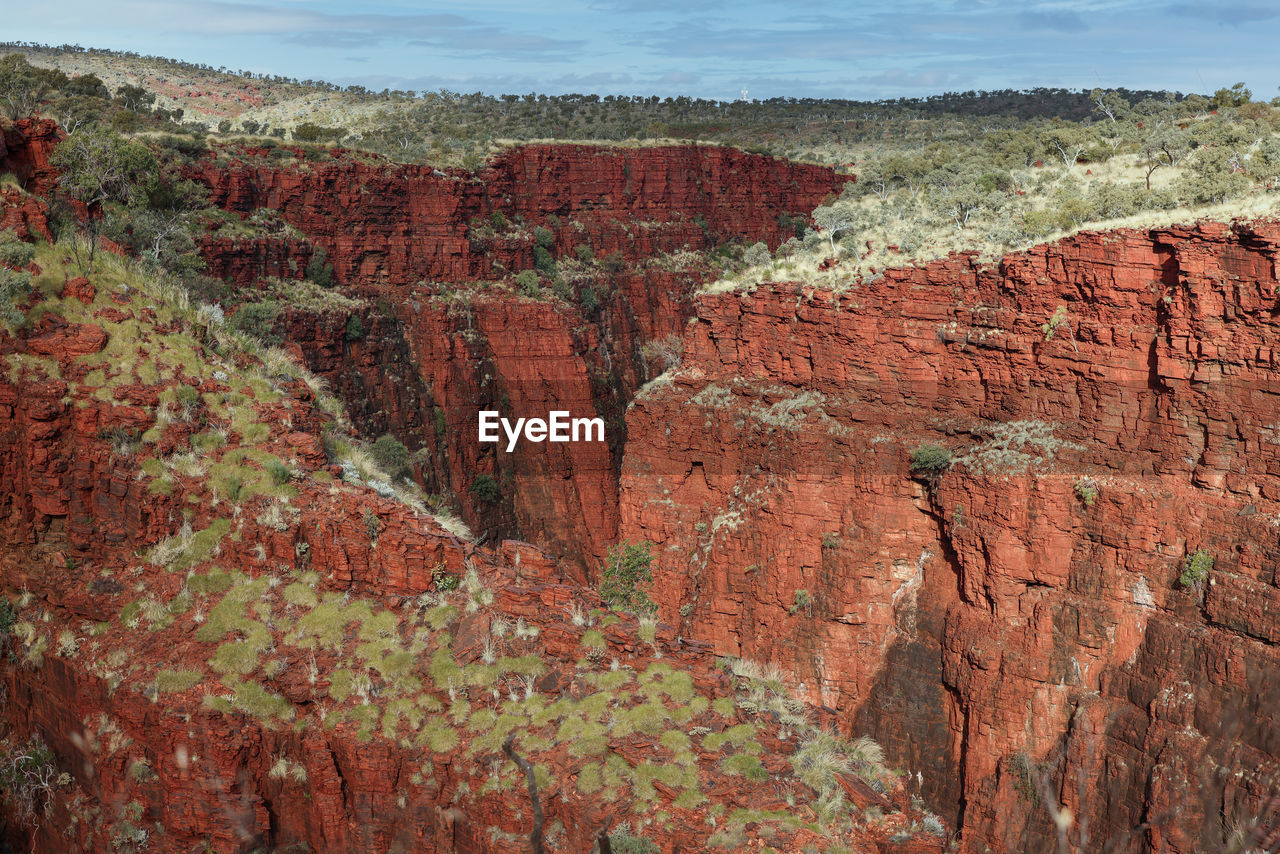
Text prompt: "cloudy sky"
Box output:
[[6, 0, 1277, 101]]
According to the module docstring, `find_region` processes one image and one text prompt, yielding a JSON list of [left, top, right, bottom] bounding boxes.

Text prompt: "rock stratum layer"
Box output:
[[621, 220, 1280, 851]]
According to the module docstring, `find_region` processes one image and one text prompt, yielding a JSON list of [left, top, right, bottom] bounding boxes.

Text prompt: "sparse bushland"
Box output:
[[705, 99, 1280, 295]]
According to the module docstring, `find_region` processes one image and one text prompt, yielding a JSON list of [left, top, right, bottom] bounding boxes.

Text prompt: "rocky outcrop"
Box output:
[[619, 220, 1280, 851], [0, 118, 62, 196]]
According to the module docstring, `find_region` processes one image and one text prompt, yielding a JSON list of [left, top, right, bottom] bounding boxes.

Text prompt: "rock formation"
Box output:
[[4, 114, 1279, 852], [620, 221, 1280, 851]]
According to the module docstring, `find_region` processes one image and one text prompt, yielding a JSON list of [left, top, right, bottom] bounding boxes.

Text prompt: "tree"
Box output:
[[811, 202, 857, 253], [1211, 82, 1252, 110], [114, 83, 154, 113], [1041, 124, 1090, 168], [51, 128, 157, 274], [0, 53, 66, 120], [1089, 88, 1130, 123]]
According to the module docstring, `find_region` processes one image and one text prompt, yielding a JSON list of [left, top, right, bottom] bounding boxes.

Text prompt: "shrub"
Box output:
[[230, 301, 282, 344], [305, 246, 334, 287], [0, 735, 61, 829], [532, 226, 555, 247], [1042, 306, 1068, 341], [575, 244, 594, 263], [0, 235, 32, 326], [908, 444, 952, 476], [0, 598, 16, 643], [578, 285, 599, 315], [743, 241, 770, 267], [601, 251, 626, 273], [490, 211, 509, 230], [609, 826, 658, 854], [470, 474, 501, 503], [371, 434, 411, 480], [265, 459, 292, 486], [0, 229, 35, 268], [790, 589, 812, 615], [1074, 478, 1098, 508], [1179, 549, 1213, 588], [344, 314, 364, 341], [514, 269, 541, 297], [599, 541, 657, 616], [533, 245, 556, 275]]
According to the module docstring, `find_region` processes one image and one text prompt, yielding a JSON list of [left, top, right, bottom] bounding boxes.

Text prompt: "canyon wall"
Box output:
[[0, 299, 940, 854], [193, 144, 846, 571], [619, 221, 1280, 851]]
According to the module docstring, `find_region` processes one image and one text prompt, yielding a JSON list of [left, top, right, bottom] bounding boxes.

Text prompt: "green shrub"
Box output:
[[0, 229, 35, 268], [578, 285, 599, 315], [0, 598, 15, 641], [532, 226, 555, 247], [575, 244, 594, 263], [908, 444, 952, 476], [602, 251, 626, 273], [533, 245, 556, 275], [609, 826, 658, 854], [1179, 549, 1213, 588], [470, 474, 501, 503], [344, 314, 364, 341], [490, 211, 509, 230], [230, 301, 282, 344], [599, 541, 657, 616], [1074, 478, 1098, 508], [305, 246, 334, 287], [371, 434, 411, 480], [514, 269, 541, 297], [265, 459, 292, 486]]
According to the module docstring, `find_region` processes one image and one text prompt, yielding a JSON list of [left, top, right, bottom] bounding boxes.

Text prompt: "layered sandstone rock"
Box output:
[[191, 144, 846, 572], [193, 143, 845, 287], [620, 221, 1280, 851]]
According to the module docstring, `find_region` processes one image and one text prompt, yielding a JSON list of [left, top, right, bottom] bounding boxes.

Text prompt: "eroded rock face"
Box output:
[[193, 145, 847, 572], [0, 118, 62, 196], [619, 221, 1280, 851], [0, 312, 941, 854]]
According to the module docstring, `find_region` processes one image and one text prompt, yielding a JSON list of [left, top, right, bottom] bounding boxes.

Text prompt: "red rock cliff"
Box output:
[[0, 257, 942, 854], [193, 143, 846, 286], [619, 220, 1280, 851], [195, 145, 846, 573]]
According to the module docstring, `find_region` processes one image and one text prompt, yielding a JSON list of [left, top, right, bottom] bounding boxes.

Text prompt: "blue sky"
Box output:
[[7, 1, 1278, 101]]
